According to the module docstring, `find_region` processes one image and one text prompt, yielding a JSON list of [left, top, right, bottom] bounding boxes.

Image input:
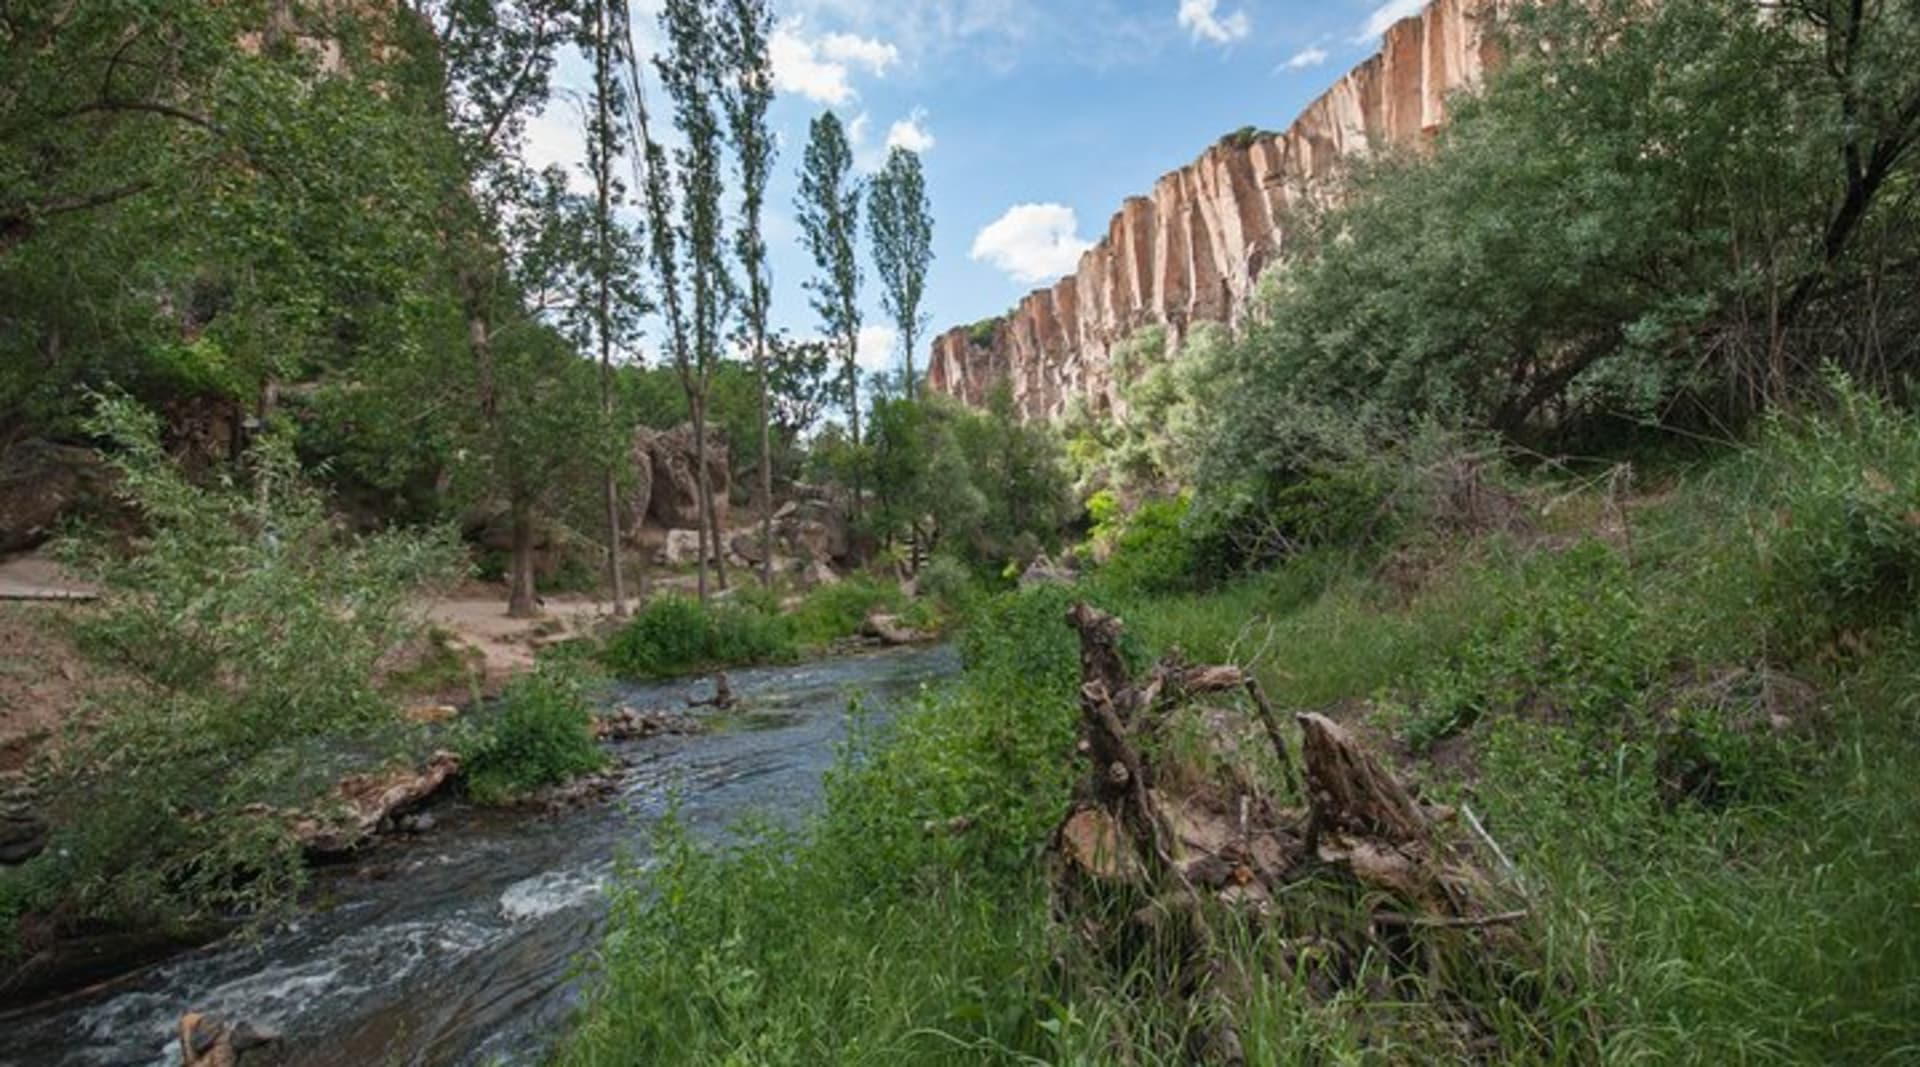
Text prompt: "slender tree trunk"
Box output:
[[846, 331, 863, 526], [903, 325, 915, 401], [593, 0, 628, 617], [756, 331, 774, 589], [507, 495, 539, 619], [696, 396, 728, 592], [691, 395, 711, 603]]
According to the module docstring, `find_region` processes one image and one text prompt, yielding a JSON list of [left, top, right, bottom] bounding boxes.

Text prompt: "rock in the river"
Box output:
[[179, 1012, 281, 1067], [285, 751, 461, 856], [596, 707, 704, 742], [861, 611, 928, 647]]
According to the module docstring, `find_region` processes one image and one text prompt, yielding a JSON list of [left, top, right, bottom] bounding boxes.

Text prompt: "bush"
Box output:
[[461, 666, 604, 804], [1750, 375, 1920, 653], [12, 394, 462, 936], [1091, 493, 1196, 594], [601, 596, 796, 679], [785, 576, 906, 648]]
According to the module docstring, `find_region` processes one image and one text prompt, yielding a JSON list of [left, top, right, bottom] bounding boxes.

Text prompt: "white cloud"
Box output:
[[1353, 0, 1425, 44], [970, 203, 1093, 285], [1280, 45, 1329, 71], [819, 32, 900, 74], [885, 109, 935, 153], [856, 323, 901, 372], [848, 111, 871, 146], [769, 22, 897, 105], [1177, 0, 1250, 45], [520, 101, 589, 194]]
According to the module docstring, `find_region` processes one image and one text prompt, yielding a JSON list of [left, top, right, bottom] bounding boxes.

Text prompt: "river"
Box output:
[[0, 643, 959, 1067]]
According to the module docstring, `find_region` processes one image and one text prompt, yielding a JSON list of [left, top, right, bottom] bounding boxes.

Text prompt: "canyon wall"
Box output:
[[927, 0, 1501, 420]]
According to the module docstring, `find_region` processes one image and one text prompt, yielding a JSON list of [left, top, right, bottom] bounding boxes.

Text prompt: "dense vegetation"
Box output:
[[561, 1, 1920, 1063]]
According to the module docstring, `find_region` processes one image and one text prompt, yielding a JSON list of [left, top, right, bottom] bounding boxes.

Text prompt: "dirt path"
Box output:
[[421, 594, 616, 682]]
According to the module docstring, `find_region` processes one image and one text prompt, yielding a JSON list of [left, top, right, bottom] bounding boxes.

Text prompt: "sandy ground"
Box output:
[[421, 594, 617, 680], [0, 552, 651, 768]]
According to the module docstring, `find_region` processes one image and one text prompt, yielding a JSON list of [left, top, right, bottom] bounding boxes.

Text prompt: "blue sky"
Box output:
[[524, 0, 1427, 374]]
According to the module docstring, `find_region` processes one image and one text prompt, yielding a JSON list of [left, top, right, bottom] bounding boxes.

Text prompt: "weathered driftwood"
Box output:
[[1051, 603, 1531, 1064]]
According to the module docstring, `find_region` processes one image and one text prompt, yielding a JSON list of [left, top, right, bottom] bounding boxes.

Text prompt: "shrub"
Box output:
[[1093, 493, 1196, 594], [785, 576, 906, 648], [1750, 375, 1920, 653], [461, 666, 604, 804], [14, 394, 462, 935], [601, 596, 796, 679]]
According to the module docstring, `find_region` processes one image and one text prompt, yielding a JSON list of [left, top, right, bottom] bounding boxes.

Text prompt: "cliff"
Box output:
[[927, 0, 1501, 420]]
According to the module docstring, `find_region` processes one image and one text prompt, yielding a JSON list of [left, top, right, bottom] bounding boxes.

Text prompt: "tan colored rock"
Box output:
[[640, 424, 731, 531], [927, 0, 1501, 421]]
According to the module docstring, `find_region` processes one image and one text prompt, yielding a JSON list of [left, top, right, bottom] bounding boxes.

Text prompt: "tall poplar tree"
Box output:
[[868, 146, 933, 400], [648, 0, 732, 600], [720, 0, 778, 588], [795, 112, 864, 515]]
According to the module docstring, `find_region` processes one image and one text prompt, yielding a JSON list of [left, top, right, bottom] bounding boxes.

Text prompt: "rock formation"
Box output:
[[928, 0, 1501, 420], [627, 424, 732, 534]]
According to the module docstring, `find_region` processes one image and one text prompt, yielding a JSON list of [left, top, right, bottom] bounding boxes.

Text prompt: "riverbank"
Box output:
[[557, 411, 1920, 1065], [0, 644, 961, 1065]]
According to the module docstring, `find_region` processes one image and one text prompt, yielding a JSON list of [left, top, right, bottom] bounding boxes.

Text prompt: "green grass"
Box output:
[[558, 402, 1920, 1064], [599, 575, 954, 680]]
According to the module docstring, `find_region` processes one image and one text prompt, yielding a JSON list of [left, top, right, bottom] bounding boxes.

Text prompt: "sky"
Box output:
[[523, 0, 1430, 376]]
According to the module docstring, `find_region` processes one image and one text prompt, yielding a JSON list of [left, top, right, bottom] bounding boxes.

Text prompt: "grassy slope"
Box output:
[[557, 410, 1920, 1064]]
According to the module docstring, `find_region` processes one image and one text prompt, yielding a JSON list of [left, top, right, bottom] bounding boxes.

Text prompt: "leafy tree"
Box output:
[[641, 0, 734, 602], [868, 147, 934, 399], [796, 111, 866, 517], [719, 0, 778, 587]]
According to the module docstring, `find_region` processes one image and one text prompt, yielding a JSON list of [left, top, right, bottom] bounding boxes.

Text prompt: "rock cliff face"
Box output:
[[927, 0, 1501, 420]]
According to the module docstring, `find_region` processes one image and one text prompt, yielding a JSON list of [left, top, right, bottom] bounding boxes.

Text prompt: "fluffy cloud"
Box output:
[[885, 109, 935, 153], [1354, 0, 1425, 43], [1177, 0, 1250, 45], [970, 203, 1093, 284], [1280, 45, 1329, 71], [856, 323, 901, 372], [770, 23, 898, 105]]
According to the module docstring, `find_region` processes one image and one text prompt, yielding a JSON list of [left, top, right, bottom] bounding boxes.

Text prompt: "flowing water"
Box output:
[[0, 644, 959, 1067]]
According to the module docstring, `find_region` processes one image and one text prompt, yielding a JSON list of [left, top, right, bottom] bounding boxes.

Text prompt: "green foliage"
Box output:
[[868, 146, 934, 392], [1395, 541, 1665, 750], [860, 388, 1075, 568], [1190, 0, 1920, 515], [10, 396, 461, 935], [601, 596, 795, 679], [1747, 374, 1920, 653], [966, 316, 1002, 347], [461, 666, 605, 804], [1091, 493, 1196, 595]]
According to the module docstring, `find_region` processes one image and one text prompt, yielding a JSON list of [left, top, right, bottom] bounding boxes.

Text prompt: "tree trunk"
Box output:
[[846, 331, 864, 528], [592, 0, 628, 618], [507, 496, 539, 619], [691, 395, 711, 604], [756, 331, 774, 589], [903, 324, 915, 401], [693, 395, 728, 593]]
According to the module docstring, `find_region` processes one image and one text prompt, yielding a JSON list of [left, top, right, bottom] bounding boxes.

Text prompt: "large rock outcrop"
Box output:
[[928, 0, 1501, 421], [627, 424, 731, 533]]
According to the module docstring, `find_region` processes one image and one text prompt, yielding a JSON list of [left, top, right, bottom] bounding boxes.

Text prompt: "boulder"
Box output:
[[1019, 553, 1077, 588], [641, 424, 730, 530], [659, 528, 718, 567], [802, 559, 840, 589], [860, 611, 927, 646], [0, 441, 108, 554], [623, 428, 658, 543], [179, 1012, 281, 1067]]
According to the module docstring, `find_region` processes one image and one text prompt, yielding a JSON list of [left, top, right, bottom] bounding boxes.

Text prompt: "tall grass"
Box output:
[[559, 394, 1920, 1064]]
